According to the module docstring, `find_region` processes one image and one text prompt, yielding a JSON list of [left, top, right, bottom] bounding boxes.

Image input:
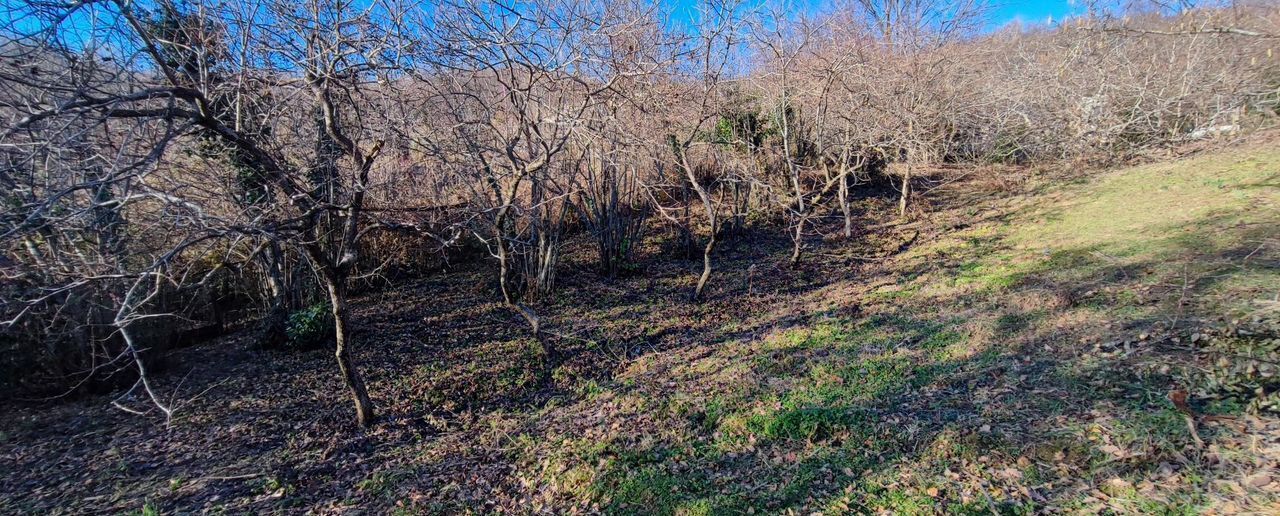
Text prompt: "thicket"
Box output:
[[1, 0, 1277, 425]]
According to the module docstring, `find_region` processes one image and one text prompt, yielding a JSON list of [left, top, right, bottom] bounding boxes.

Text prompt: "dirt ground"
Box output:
[[2, 140, 1278, 514]]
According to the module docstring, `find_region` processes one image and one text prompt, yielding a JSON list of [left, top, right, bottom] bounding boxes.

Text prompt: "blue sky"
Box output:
[[2, 0, 1090, 45], [664, 0, 1087, 31], [989, 0, 1084, 28]]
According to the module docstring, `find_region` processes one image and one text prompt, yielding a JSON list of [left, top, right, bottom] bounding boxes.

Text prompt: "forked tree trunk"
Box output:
[[323, 276, 375, 427], [491, 206, 553, 370]]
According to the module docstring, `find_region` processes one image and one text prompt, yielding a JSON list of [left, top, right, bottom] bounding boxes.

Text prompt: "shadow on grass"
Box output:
[[552, 205, 1277, 514], [1, 166, 1275, 513]]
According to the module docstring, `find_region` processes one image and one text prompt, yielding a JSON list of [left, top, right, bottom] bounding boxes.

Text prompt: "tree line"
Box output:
[[1, 0, 1276, 426]]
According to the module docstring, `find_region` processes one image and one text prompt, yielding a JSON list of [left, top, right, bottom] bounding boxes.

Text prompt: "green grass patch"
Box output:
[[583, 145, 1279, 514]]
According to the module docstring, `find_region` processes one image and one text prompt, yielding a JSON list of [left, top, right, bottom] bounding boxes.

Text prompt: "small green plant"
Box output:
[[285, 303, 334, 350], [357, 470, 409, 498], [260, 475, 295, 496], [748, 406, 867, 443]]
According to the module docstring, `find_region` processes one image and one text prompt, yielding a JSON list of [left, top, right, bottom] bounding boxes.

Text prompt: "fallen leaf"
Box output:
[[1244, 473, 1272, 488]]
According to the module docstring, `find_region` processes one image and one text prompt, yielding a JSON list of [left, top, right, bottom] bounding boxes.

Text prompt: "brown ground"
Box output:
[[2, 141, 1278, 514]]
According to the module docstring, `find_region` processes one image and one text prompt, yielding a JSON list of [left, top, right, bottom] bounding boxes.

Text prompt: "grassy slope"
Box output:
[[1, 142, 1276, 515], [517, 144, 1280, 514]]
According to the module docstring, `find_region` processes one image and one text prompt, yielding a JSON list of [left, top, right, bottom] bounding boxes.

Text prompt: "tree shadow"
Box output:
[[2, 164, 1275, 513]]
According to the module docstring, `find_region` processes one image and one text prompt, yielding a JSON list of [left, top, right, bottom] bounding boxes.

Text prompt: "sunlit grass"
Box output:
[[486, 145, 1280, 514]]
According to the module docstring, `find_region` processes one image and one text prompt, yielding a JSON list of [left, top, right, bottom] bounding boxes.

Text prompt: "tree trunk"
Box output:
[[324, 277, 375, 427], [693, 229, 715, 302], [898, 164, 911, 218], [259, 289, 287, 348], [679, 152, 716, 302], [839, 163, 852, 238], [790, 217, 803, 266], [257, 242, 288, 348], [495, 225, 515, 305], [490, 207, 552, 365]]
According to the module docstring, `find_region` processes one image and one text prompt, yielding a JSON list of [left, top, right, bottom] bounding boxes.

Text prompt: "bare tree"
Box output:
[[644, 0, 749, 301], [751, 6, 826, 265], [4, 0, 1276, 431], [0, 0, 419, 426], [841, 0, 987, 217], [406, 0, 661, 374]]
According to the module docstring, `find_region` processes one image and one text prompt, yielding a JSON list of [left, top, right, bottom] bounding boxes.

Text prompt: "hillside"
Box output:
[[2, 140, 1278, 514]]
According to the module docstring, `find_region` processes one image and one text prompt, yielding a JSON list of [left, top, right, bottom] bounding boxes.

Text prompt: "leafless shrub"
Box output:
[[2, 0, 1275, 426]]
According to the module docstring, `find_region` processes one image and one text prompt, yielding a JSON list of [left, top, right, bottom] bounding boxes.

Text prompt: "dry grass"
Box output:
[[1, 138, 1278, 514]]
